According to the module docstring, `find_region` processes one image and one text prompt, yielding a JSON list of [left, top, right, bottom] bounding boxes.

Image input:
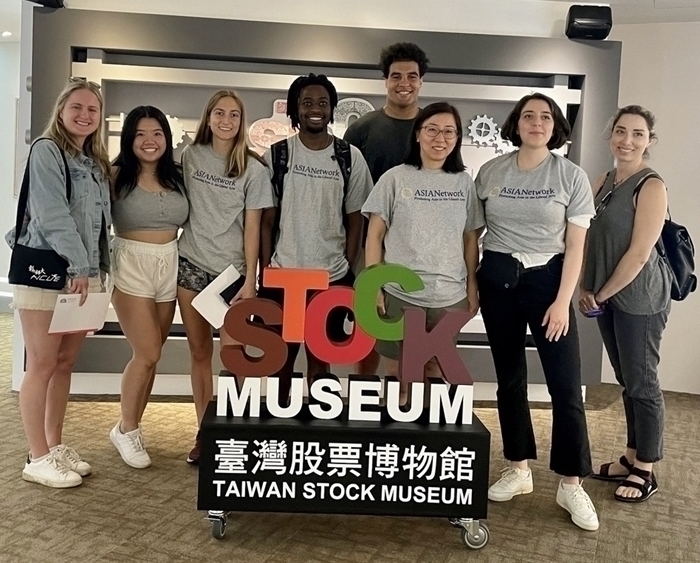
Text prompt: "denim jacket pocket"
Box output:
[[69, 168, 90, 199]]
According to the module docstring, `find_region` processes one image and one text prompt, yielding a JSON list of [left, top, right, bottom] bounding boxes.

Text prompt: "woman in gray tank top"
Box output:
[[109, 106, 188, 470], [580, 106, 671, 503]]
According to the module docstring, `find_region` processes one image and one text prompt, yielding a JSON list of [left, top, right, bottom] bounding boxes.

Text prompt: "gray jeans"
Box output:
[[596, 303, 669, 463]]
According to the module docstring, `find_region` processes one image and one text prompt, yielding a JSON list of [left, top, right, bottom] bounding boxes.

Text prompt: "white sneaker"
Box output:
[[53, 445, 92, 477], [110, 422, 152, 469], [556, 480, 599, 531], [22, 451, 82, 488], [488, 467, 534, 502]]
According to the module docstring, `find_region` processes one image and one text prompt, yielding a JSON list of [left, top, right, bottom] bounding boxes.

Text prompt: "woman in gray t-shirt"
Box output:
[[581, 106, 671, 503], [476, 93, 598, 531], [176, 91, 274, 464], [362, 102, 484, 402]]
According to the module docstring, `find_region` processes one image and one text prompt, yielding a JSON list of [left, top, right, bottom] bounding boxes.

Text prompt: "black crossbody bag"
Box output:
[[8, 140, 72, 290]]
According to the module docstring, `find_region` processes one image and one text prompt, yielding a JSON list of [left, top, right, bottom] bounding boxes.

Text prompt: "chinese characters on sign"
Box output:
[[212, 438, 477, 506]]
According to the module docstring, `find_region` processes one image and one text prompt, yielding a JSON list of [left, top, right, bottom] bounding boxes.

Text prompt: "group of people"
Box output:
[[8, 42, 671, 533]]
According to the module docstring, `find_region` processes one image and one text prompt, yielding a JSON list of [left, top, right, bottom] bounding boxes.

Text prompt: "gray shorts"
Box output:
[[375, 292, 468, 360]]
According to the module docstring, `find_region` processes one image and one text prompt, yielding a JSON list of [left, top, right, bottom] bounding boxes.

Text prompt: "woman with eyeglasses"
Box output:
[[109, 106, 188, 469], [580, 106, 671, 503], [177, 90, 274, 464], [362, 102, 484, 400], [475, 93, 598, 531], [5, 79, 111, 488]]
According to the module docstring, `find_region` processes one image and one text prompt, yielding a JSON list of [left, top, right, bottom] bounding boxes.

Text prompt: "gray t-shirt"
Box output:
[[476, 152, 594, 254], [361, 164, 485, 307], [264, 135, 373, 282], [178, 143, 274, 275]]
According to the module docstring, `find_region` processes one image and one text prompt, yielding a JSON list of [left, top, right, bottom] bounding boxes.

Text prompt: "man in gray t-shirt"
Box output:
[[260, 74, 373, 400]]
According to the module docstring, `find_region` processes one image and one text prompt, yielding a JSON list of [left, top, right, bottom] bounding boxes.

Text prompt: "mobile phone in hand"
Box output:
[[584, 306, 605, 318], [219, 275, 246, 305]]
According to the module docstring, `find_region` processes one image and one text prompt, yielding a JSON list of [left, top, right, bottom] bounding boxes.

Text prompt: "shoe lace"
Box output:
[[498, 467, 526, 486], [568, 485, 596, 513], [48, 452, 71, 476], [59, 445, 81, 465], [127, 430, 145, 453]]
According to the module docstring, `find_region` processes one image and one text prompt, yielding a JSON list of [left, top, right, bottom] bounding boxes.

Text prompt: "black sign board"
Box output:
[[198, 402, 490, 518]]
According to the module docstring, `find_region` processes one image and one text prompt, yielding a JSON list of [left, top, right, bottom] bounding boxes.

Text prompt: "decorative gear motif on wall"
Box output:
[[492, 132, 514, 155], [467, 115, 499, 146], [166, 115, 186, 149], [466, 114, 516, 156]]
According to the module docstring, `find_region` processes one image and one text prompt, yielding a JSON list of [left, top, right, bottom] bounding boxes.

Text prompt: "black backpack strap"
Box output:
[[269, 139, 289, 255], [332, 136, 352, 217], [632, 172, 666, 255], [13, 138, 71, 245], [270, 138, 289, 202]]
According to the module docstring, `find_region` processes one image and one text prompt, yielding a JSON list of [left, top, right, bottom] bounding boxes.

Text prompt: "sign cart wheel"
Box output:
[[207, 510, 229, 540], [452, 518, 490, 550]]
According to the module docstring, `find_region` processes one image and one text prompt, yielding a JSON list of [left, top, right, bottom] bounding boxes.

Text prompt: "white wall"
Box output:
[[0, 41, 20, 290], [67, 0, 578, 38], [605, 22, 700, 393]]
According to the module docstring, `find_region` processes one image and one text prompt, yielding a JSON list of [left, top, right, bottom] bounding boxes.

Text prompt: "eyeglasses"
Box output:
[[69, 77, 101, 90], [421, 126, 458, 140]]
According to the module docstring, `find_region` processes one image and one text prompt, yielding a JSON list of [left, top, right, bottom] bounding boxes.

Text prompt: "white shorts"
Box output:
[[112, 237, 178, 303], [12, 276, 105, 311]]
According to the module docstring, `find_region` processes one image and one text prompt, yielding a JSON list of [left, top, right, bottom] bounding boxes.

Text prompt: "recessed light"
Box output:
[[1, 32, 12, 38]]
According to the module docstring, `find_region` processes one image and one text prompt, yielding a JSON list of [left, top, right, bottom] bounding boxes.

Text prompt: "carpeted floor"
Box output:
[[0, 312, 699, 562]]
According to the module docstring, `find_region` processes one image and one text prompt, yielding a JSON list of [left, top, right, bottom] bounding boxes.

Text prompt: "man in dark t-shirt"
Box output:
[[344, 42, 429, 183], [344, 42, 430, 375]]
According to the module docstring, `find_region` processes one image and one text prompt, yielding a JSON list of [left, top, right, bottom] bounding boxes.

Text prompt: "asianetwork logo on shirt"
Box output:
[[413, 189, 466, 202], [291, 164, 341, 181], [193, 169, 237, 190], [489, 186, 556, 200]]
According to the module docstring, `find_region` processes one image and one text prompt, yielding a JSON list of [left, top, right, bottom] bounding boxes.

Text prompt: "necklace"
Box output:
[[613, 164, 643, 187]]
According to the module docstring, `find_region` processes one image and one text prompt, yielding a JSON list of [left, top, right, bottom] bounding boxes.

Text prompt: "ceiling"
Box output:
[[546, 0, 700, 23], [2, 0, 700, 42]]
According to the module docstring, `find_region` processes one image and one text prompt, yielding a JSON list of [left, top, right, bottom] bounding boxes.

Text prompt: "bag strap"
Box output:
[[270, 138, 289, 202], [13, 138, 72, 245], [332, 136, 352, 217], [632, 172, 667, 257]]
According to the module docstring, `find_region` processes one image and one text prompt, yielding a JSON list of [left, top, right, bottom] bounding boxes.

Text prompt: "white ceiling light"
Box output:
[[1, 31, 12, 37]]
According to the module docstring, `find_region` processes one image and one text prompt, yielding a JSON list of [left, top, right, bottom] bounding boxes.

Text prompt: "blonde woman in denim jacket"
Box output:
[[5, 80, 111, 488]]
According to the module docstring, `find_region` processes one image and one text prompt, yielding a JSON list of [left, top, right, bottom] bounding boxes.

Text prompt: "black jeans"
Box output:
[[596, 303, 669, 463], [478, 252, 593, 477]]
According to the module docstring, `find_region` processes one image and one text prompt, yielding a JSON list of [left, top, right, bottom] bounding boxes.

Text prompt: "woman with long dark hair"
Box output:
[[476, 93, 598, 530], [6, 79, 111, 488], [178, 90, 273, 464], [109, 106, 188, 468], [581, 106, 671, 503], [362, 102, 483, 400]]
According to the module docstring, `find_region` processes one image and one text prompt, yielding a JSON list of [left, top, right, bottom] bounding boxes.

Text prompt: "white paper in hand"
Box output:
[[191, 265, 241, 329], [48, 292, 112, 334]]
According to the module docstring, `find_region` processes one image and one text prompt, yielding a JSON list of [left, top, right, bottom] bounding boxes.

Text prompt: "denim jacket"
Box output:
[[5, 139, 112, 278]]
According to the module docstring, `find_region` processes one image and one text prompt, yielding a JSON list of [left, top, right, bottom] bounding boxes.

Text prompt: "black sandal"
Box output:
[[614, 466, 658, 503], [592, 455, 633, 482]]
